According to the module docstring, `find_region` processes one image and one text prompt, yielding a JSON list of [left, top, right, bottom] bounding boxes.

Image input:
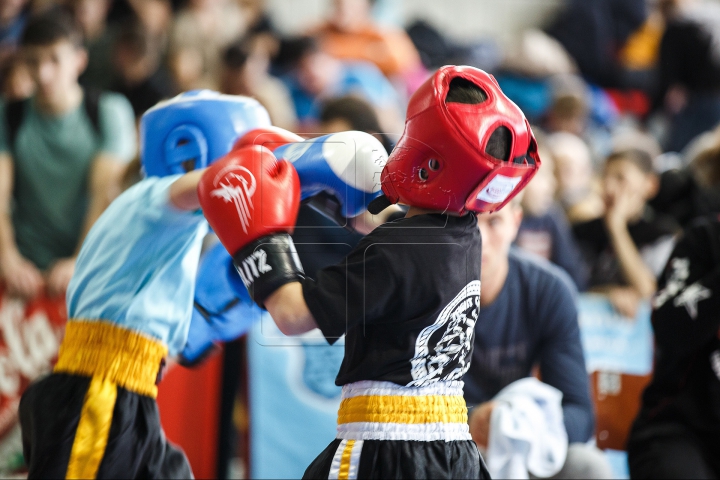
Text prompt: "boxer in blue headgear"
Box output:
[[18, 91, 269, 479]]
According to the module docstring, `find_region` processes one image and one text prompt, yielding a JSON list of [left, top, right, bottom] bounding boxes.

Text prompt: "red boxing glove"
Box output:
[[198, 145, 304, 306], [233, 126, 304, 153]]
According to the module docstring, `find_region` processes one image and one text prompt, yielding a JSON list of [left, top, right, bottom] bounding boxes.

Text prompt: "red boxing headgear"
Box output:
[[378, 65, 540, 214]]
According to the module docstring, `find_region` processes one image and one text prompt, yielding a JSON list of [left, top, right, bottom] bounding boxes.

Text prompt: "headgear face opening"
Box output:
[[378, 66, 540, 214], [140, 90, 272, 178]]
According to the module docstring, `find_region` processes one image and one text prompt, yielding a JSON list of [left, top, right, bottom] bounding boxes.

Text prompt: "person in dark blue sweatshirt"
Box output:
[[463, 197, 613, 479]]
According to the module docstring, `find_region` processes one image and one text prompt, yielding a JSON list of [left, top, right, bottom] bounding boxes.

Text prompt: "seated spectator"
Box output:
[[317, 95, 403, 233], [515, 145, 587, 290], [655, 0, 720, 153], [547, 131, 605, 224], [278, 35, 403, 133], [111, 21, 174, 120], [545, 0, 648, 89], [574, 149, 679, 316], [308, 0, 424, 93], [318, 94, 393, 154], [0, 11, 136, 299], [168, 0, 245, 91], [220, 38, 297, 132], [68, 0, 117, 90], [1, 54, 33, 101], [628, 216, 720, 479], [237, 0, 281, 58], [464, 198, 613, 479], [651, 125, 720, 228], [0, 0, 29, 77]]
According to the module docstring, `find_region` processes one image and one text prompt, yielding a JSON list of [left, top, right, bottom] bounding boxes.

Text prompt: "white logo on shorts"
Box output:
[[210, 165, 257, 234], [409, 280, 480, 387]]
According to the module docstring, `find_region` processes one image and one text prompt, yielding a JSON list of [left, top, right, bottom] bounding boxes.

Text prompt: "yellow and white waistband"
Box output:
[[336, 380, 471, 442]]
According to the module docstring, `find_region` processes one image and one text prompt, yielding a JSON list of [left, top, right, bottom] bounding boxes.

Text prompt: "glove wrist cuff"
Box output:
[[233, 233, 305, 308]]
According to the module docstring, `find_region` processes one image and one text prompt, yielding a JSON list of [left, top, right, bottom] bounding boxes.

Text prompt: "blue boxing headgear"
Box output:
[[140, 90, 271, 177]]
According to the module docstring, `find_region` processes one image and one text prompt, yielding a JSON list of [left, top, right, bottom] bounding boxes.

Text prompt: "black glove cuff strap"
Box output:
[[232, 233, 305, 308]]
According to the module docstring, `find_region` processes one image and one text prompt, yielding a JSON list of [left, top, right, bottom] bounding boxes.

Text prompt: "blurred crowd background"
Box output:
[[3, 0, 720, 478]]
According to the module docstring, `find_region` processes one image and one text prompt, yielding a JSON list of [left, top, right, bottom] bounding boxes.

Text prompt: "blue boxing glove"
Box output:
[[179, 241, 262, 366], [273, 131, 388, 226]]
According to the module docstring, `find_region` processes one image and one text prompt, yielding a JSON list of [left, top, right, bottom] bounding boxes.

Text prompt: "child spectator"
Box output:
[[574, 149, 680, 316], [0, 11, 136, 299]]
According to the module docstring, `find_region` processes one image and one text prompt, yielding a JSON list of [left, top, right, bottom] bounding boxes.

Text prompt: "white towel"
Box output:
[[485, 378, 568, 479]]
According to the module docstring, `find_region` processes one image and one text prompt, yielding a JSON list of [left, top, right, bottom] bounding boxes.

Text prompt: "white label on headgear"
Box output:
[[476, 174, 522, 204]]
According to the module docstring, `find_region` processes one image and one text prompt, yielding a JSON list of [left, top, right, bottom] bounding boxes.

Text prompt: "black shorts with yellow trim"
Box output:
[[18, 320, 192, 479], [303, 438, 489, 480], [303, 380, 490, 480]]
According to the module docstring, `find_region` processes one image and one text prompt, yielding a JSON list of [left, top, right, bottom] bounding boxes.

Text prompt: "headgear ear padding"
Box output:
[[379, 66, 541, 214], [140, 90, 272, 177]]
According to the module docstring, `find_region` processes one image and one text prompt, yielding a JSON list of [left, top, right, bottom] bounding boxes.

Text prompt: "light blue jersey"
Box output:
[[66, 175, 208, 356]]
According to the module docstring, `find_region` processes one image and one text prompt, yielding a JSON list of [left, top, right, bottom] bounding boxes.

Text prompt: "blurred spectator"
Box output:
[[546, 0, 649, 89], [515, 145, 587, 290], [125, 0, 173, 51], [465, 200, 613, 479], [309, 0, 425, 93], [1, 54, 34, 101], [546, 132, 605, 224], [317, 94, 403, 234], [111, 21, 174, 120], [628, 216, 720, 479], [68, 0, 117, 90], [0, 11, 136, 299], [573, 149, 679, 316], [651, 125, 720, 227], [237, 0, 280, 57], [220, 38, 297, 131], [0, 0, 29, 76], [655, 0, 720, 153], [278, 35, 403, 133], [546, 91, 588, 138], [318, 94, 393, 154], [168, 0, 245, 91]]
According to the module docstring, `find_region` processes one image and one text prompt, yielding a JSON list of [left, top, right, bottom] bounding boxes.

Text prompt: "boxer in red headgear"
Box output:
[[198, 65, 540, 479]]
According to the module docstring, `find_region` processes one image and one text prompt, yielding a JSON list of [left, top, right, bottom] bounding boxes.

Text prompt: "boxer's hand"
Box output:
[[0, 250, 45, 299], [198, 145, 304, 307], [469, 401, 496, 449], [274, 131, 388, 221]]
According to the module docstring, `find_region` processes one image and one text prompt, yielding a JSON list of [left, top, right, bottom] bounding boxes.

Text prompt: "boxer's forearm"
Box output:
[[169, 168, 206, 211], [265, 282, 318, 335]]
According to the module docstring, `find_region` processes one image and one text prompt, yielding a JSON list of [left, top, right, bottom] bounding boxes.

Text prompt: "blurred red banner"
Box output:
[[0, 285, 66, 443]]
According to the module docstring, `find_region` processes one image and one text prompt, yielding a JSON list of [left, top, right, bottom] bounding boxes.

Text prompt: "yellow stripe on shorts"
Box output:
[[65, 376, 117, 479], [329, 439, 363, 479]]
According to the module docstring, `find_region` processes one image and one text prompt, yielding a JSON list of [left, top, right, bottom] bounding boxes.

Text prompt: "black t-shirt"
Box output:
[[302, 213, 482, 387], [573, 208, 679, 289], [633, 217, 720, 437]]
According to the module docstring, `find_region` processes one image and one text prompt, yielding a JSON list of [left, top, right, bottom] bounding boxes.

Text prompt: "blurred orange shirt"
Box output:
[[311, 22, 421, 78]]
